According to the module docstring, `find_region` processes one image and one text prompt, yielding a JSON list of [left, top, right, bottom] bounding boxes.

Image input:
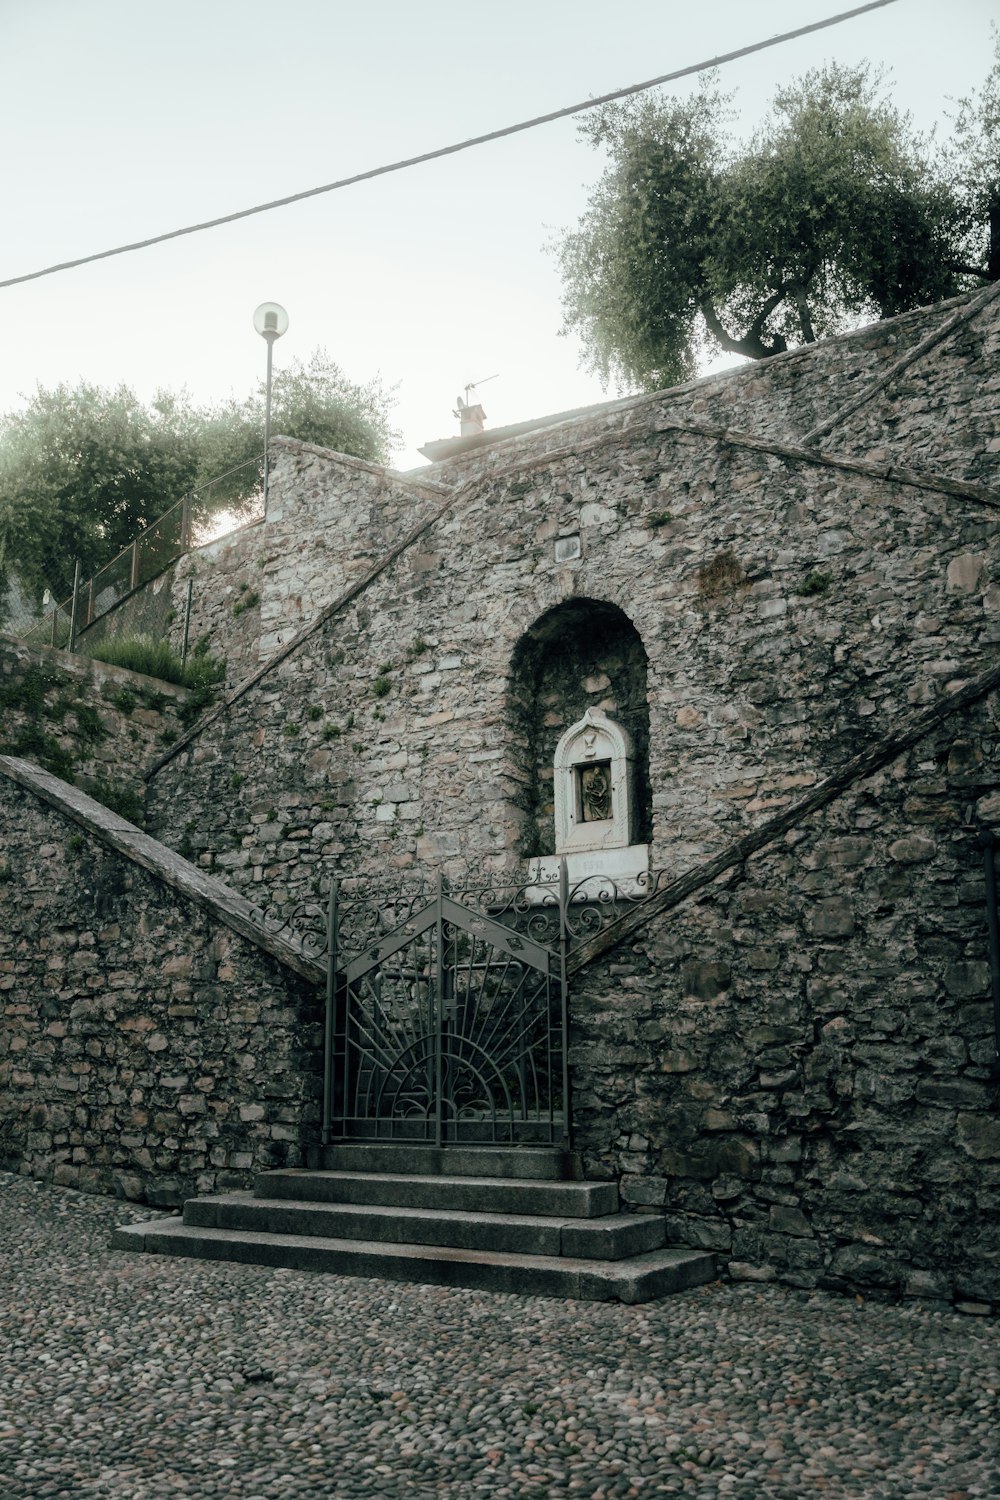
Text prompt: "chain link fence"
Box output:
[[1, 459, 264, 657], [0, 570, 72, 648]]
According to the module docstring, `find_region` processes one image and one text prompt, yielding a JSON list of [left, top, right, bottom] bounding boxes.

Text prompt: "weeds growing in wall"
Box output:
[[84, 634, 226, 727], [0, 664, 103, 782]]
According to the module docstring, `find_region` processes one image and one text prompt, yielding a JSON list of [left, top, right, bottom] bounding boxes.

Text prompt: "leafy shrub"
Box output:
[[91, 780, 145, 826]]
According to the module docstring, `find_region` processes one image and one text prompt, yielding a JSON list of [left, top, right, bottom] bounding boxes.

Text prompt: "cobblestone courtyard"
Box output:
[[0, 1174, 996, 1498]]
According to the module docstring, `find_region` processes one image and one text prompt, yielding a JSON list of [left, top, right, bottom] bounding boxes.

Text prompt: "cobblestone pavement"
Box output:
[[0, 1173, 996, 1499]]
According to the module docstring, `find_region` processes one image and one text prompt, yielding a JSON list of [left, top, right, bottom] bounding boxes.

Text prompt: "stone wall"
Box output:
[[0, 636, 190, 817], [250, 441, 448, 661], [0, 758, 323, 1206], [166, 520, 267, 691], [81, 444, 452, 695], [144, 359, 1000, 907], [4, 290, 1000, 1301], [570, 689, 1000, 1305], [424, 288, 1000, 492], [86, 291, 999, 713]]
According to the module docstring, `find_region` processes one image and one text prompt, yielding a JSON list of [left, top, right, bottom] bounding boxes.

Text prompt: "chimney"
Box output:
[[454, 395, 486, 437]]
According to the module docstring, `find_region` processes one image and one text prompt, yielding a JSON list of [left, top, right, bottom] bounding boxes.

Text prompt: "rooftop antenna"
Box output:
[[462, 373, 499, 404], [453, 373, 499, 438]]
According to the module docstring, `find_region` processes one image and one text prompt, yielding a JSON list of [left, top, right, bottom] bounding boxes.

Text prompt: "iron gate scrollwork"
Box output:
[[324, 874, 570, 1147]]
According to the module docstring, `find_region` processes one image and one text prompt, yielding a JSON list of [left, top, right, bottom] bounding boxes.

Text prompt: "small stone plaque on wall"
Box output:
[[554, 535, 582, 562]]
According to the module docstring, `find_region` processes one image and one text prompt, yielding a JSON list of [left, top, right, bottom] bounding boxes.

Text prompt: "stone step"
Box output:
[[110, 1219, 715, 1304], [256, 1170, 619, 1219], [183, 1193, 666, 1261], [312, 1144, 583, 1181]]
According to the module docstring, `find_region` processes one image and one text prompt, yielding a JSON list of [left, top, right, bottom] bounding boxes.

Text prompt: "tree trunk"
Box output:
[[701, 296, 788, 360], [791, 286, 816, 344]]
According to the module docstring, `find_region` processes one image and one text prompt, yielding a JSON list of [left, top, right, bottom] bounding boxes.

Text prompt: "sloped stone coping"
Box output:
[[268, 435, 450, 499], [0, 754, 324, 986], [566, 653, 1000, 973]]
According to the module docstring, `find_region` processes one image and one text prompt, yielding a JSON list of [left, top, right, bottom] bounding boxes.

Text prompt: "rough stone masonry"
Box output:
[[2, 286, 999, 1304]]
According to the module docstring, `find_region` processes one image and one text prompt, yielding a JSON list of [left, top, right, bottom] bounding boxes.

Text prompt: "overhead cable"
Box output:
[[0, 1, 899, 292]]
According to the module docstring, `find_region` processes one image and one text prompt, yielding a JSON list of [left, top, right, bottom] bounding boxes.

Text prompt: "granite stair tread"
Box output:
[[181, 1192, 667, 1259], [257, 1169, 619, 1218], [110, 1217, 715, 1304], [315, 1145, 583, 1180]]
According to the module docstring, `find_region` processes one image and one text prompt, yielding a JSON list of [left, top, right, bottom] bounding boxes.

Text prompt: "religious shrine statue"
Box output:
[[552, 707, 637, 855]]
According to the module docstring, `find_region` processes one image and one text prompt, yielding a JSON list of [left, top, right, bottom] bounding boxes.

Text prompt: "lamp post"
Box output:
[[252, 301, 289, 509]]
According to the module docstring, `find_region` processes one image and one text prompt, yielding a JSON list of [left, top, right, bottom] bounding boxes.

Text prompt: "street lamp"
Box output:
[[253, 301, 289, 508]]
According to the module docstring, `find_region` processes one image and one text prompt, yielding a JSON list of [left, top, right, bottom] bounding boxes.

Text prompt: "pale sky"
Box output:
[[0, 0, 995, 469]]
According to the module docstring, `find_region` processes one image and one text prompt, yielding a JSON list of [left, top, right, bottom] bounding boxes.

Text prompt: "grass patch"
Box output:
[[697, 549, 745, 600], [232, 588, 260, 618], [797, 571, 832, 597], [0, 723, 77, 782], [86, 636, 187, 684], [83, 636, 226, 729], [74, 703, 106, 745], [109, 688, 136, 715], [0, 665, 62, 716]]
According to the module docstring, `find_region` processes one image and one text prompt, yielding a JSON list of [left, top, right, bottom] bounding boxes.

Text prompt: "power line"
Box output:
[[1, 1, 899, 293]]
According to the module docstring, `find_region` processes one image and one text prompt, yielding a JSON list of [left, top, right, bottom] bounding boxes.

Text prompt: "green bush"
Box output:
[[90, 780, 145, 826], [797, 571, 832, 597]]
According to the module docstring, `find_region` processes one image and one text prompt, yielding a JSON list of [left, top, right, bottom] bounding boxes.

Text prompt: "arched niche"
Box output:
[[507, 597, 651, 874]]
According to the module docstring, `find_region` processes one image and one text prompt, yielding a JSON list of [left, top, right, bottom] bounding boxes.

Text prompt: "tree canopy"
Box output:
[[0, 351, 397, 602], [557, 47, 1000, 392]]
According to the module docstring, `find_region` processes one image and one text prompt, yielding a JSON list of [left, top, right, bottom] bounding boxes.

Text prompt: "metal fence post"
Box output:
[[434, 869, 446, 1149], [322, 878, 340, 1147], [558, 856, 571, 1148], [181, 578, 193, 668], [129, 538, 140, 592], [67, 562, 82, 654]]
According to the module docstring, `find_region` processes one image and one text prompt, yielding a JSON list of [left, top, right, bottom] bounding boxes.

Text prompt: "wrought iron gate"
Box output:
[[323, 875, 569, 1147]]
